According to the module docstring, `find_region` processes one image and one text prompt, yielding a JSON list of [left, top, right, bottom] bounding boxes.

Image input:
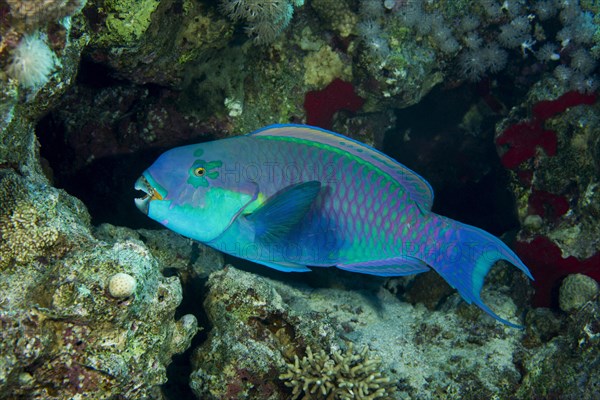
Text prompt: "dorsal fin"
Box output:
[[248, 124, 434, 210]]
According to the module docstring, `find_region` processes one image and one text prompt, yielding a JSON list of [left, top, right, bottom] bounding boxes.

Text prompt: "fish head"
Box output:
[[135, 140, 258, 242]]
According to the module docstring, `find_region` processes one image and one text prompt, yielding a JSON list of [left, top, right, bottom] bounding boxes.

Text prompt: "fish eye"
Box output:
[[194, 167, 206, 177]]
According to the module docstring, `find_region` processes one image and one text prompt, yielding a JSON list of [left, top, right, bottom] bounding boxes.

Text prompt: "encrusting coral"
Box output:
[[280, 343, 394, 400], [0, 171, 69, 269]]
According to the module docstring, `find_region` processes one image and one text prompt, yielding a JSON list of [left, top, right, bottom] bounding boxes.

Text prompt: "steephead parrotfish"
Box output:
[[135, 124, 533, 327]]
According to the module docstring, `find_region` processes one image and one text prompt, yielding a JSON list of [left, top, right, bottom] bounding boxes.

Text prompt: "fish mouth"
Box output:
[[134, 175, 163, 214]]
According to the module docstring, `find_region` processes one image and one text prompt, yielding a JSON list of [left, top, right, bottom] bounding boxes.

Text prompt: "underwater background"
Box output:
[[0, 0, 599, 399]]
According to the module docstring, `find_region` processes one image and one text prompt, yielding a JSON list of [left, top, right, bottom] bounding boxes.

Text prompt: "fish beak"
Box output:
[[134, 175, 163, 214]]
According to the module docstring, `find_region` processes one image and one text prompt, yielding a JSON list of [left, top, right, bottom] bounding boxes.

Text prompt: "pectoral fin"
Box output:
[[245, 181, 321, 244]]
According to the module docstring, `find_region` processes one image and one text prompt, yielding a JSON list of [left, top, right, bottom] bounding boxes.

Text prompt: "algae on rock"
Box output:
[[189, 266, 530, 400], [190, 267, 340, 400]]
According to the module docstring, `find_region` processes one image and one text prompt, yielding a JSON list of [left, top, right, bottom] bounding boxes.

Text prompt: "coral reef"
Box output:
[[496, 91, 597, 168], [1, 0, 599, 398], [310, 0, 357, 38], [0, 170, 83, 269], [0, 0, 89, 173], [303, 45, 351, 88], [0, 171, 199, 398], [99, 0, 160, 45], [190, 267, 532, 400], [6, 0, 86, 29], [519, 298, 600, 398], [189, 267, 327, 400], [188, 266, 600, 399], [352, 0, 599, 112], [86, 0, 233, 86], [495, 79, 600, 308]]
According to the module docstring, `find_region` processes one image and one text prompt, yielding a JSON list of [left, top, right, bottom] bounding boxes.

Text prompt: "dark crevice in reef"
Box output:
[[36, 58, 162, 228], [77, 57, 130, 88], [384, 83, 521, 237], [163, 267, 211, 400], [37, 119, 166, 229], [36, 57, 214, 229]]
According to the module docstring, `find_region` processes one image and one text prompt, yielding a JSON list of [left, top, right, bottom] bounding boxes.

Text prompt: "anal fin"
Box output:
[[252, 259, 312, 273], [337, 256, 430, 276]]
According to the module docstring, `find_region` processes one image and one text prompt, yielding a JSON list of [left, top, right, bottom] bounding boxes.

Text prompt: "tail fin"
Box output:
[[424, 215, 533, 328]]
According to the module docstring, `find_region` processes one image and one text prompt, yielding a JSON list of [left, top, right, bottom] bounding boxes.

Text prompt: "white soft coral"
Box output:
[[6, 32, 56, 89]]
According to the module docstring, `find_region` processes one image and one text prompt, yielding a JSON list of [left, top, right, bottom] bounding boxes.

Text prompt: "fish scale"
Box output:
[[268, 139, 402, 262], [136, 124, 533, 327]]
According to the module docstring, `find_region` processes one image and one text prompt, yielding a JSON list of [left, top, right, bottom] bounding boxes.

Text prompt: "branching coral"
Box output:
[[280, 344, 393, 400]]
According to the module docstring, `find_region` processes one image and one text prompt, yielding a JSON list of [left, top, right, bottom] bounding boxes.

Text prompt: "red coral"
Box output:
[[528, 190, 569, 219], [304, 78, 365, 130], [496, 121, 556, 169], [515, 237, 600, 308], [496, 91, 597, 169], [499, 91, 599, 308], [532, 91, 597, 121]]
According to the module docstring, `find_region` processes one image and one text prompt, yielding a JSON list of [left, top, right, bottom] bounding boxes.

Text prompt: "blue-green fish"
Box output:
[[135, 124, 533, 327]]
